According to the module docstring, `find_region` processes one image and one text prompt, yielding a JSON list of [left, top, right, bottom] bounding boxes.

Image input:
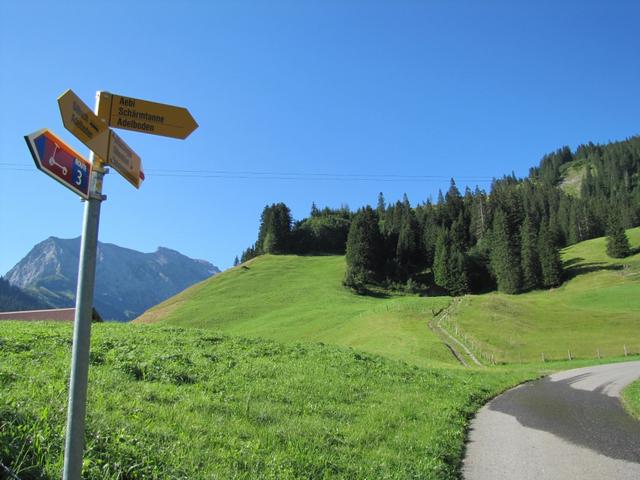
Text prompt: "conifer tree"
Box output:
[[233, 256, 240, 267], [433, 229, 449, 289], [433, 227, 468, 295], [446, 247, 469, 296], [263, 231, 277, 254], [444, 179, 463, 226], [490, 209, 522, 294], [258, 203, 292, 254], [538, 222, 563, 288], [606, 211, 631, 258], [395, 208, 419, 278], [422, 215, 438, 267], [344, 207, 382, 289], [520, 215, 541, 290], [376, 192, 386, 216]]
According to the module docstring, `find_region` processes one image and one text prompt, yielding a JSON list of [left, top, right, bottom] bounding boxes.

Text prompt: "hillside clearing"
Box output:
[[137, 255, 454, 368]]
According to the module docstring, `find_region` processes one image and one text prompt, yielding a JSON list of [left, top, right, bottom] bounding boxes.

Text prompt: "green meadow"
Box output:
[[444, 227, 640, 363], [137, 255, 454, 368], [2, 229, 639, 478]]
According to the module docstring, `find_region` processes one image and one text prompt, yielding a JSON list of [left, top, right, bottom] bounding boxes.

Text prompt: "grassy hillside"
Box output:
[[137, 255, 454, 368], [445, 227, 640, 363], [140, 229, 640, 366], [1, 321, 541, 480], [559, 158, 589, 196]]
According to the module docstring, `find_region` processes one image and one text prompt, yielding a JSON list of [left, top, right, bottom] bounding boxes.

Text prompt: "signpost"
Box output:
[[26, 88, 197, 480], [58, 89, 110, 159], [107, 130, 143, 188], [24, 129, 92, 199], [98, 91, 198, 139], [59, 90, 145, 188]]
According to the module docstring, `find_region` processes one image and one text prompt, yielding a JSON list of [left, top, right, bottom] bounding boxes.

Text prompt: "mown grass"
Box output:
[[137, 255, 454, 368], [446, 227, 640, 363], [622, 379, 640, 419], [1, 321, 540, 480]]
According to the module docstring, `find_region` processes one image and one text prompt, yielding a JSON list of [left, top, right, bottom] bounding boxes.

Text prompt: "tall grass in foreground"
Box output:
[[1, 322, 538, 480]]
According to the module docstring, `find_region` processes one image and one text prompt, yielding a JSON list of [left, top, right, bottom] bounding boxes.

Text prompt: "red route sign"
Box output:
[[25, 129, 92, 199]]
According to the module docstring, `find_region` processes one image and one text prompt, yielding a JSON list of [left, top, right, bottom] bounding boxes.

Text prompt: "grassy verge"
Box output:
[[1, 321, 539, 480], [622, 379, 640, 420]]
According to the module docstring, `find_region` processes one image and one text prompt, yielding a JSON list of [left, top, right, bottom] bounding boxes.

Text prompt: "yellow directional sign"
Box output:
[[58, 90, 109, 159], [98, 91, 198, 139], [107, 130, 143, 188]]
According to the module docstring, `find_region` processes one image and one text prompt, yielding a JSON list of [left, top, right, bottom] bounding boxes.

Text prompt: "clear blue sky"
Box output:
[[1, 0, 639, 273]]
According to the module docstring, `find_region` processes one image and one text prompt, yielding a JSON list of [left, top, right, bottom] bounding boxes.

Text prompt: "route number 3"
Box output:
[[75, 170, 83, 186]]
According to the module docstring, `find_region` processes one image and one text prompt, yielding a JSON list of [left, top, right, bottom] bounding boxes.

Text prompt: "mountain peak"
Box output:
[[4, 238, 219, 321]]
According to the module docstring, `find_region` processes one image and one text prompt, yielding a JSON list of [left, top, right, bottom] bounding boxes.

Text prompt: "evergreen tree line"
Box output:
[[240, 203, 352, 262], [240, 136, 640, 294]]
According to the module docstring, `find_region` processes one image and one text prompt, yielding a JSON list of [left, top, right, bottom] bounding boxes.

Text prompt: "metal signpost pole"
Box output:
[[62, 93, 106, 480]]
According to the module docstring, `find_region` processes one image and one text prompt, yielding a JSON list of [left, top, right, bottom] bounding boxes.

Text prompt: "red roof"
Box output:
[[0, 308, 102, 322]]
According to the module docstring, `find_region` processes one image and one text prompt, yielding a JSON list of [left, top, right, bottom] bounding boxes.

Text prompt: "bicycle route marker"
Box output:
[[24, 128, 92, 199], [98, 91, 198, 139]]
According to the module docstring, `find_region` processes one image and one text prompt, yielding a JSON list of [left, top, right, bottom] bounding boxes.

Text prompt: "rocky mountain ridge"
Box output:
[[5, 237, 219, 321]]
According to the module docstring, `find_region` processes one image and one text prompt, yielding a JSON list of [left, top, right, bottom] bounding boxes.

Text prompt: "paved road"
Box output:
[[463, 361, 640, 480]]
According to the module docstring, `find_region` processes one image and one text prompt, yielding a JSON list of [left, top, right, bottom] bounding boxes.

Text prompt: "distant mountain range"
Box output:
[[3, 237, 219, 321]]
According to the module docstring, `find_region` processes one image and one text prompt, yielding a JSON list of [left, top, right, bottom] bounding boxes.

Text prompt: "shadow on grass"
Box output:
[[351, 287, 391, 299], [564, 261, 623, 280], [563, 257, 585, 268]]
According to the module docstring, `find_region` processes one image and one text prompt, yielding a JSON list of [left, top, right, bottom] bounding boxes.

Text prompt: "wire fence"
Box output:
[[438, 313, 640, 365]]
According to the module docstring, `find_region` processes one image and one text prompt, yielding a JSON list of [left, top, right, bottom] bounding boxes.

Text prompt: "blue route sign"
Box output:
[[25, 128, 92, 199]]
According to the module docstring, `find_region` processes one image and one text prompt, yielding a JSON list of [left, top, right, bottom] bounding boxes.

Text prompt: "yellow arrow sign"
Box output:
[[58, 90, 110, 159], [107, 130, 143, 188], [98, 91, 198, 139]]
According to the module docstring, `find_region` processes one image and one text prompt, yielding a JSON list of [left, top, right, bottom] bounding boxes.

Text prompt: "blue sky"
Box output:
[[1, 0, 639, 273]]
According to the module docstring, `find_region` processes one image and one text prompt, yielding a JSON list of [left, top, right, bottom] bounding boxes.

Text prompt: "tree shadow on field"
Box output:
[[563, 261, 623, 280], [487, 372, 640, 463], [563, 257, 584, 268], [352, 287, 391, 299]]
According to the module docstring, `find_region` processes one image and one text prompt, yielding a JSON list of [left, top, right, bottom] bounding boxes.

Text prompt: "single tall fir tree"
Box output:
[[490, 209, 522, 294], [344, 207, 383, 289], [538, 221, 563, 288], [606, 211, 631, 258], [520, 215, 541, 290]]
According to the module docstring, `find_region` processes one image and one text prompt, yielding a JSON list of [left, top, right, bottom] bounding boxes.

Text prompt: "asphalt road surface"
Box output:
[[463, 361, 640, 480]]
